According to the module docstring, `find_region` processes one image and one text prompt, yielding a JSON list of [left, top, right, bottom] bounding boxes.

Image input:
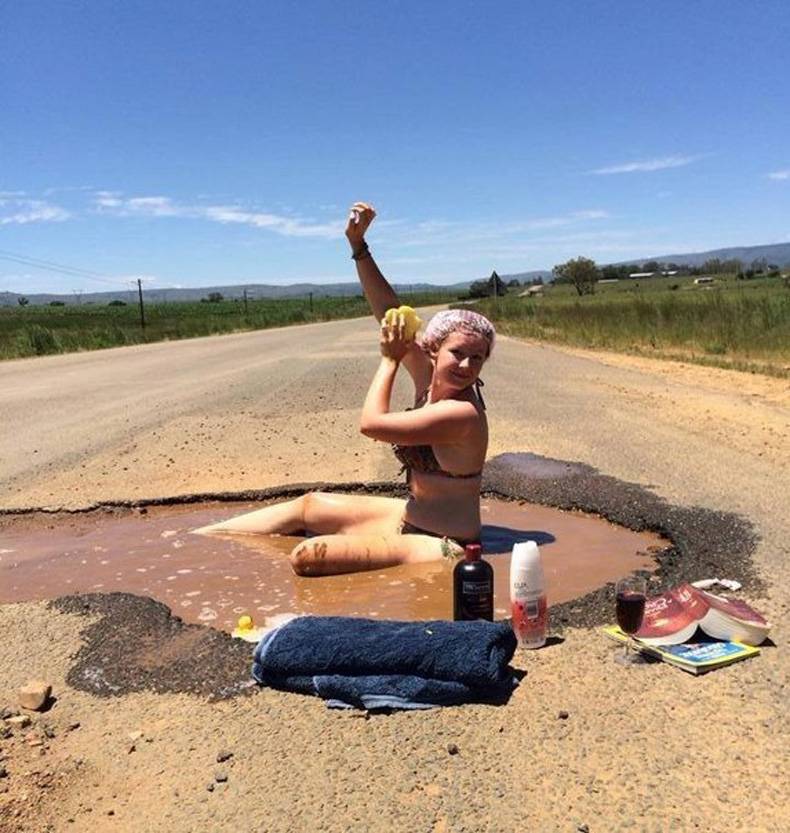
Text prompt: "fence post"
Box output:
[[137, 278, 146, 330]]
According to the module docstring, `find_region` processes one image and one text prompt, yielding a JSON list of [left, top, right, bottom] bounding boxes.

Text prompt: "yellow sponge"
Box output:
[[383, 305, 422, 341]]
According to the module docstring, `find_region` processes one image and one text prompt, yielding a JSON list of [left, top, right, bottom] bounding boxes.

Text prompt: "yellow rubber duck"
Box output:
[[232, 614, 264, 642]]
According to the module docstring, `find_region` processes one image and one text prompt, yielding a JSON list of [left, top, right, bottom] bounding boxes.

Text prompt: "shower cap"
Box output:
[[420, 309, 496, 355]]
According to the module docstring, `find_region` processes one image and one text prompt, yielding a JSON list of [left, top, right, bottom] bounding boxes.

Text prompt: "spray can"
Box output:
[[510, 540, 547, 648], [453, 543, 494, 621]]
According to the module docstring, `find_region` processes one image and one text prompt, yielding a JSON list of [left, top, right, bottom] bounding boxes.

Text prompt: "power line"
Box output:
[[0, 248, 128, 286]]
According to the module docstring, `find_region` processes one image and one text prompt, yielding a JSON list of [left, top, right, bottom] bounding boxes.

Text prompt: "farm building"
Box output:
[[519, 285, 544, 296]]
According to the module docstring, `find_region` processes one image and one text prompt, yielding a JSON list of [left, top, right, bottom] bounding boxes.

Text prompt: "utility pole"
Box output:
[[137, 278, 146, 330]]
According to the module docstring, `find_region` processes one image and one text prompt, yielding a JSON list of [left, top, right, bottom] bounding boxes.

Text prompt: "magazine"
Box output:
[[603, 626, 760, 675], [633, 583, 769, 646]]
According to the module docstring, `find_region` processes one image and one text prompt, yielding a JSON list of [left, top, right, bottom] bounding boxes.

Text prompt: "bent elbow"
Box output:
[[359, 418, 379, 439]]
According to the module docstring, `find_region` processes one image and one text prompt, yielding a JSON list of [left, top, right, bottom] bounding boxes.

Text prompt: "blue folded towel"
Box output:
[[252, 616, 518, 710]]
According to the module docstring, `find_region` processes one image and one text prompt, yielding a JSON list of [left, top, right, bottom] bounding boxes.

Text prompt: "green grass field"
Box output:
[[4, 274, 788, 377], [0, 290, 457, 361], [466, 273, 790, 377]]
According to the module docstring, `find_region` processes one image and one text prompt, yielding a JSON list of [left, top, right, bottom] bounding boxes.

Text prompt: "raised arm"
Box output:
[[345, 201, 399, 322], [346, 201, 433, 391]]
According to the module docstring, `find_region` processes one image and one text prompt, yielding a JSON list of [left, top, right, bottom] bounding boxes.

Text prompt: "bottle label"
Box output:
[[463, 580, 492, 593], [511, 594, 547, 647]]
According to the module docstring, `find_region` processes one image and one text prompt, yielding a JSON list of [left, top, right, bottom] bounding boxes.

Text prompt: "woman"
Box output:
[[195, 202, 495, 576]]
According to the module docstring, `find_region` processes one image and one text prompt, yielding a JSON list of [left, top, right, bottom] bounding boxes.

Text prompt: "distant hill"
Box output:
[[2, 241, 787, 307], [0, 281, 470, 308], [612, 241, 790, 269]]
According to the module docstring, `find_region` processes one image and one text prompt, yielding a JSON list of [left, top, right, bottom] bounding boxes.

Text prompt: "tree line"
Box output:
[[552, 256, 785, 296]]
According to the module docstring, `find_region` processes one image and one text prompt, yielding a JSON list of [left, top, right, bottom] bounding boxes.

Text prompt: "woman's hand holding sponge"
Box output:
[[383, 305, 422, 341]]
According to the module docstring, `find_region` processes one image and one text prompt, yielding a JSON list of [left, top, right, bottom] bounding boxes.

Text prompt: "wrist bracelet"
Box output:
[[351, 241, 372, 261]]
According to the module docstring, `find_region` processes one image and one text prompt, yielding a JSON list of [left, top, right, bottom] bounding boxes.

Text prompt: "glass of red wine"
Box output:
[[615, 576, 647, 666]]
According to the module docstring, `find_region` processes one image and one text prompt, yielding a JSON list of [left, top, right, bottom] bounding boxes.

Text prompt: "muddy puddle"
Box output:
[[0, 497, 667, 632]]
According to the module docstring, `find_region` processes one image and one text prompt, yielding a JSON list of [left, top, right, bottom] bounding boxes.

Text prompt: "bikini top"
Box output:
[[391, 380, 486, 480]]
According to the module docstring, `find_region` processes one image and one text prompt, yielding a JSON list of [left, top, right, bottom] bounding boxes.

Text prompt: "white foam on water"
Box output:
[[198, 607, 218, 621], [136, 568, 147, 573], [100, 560, 109, 565], [161, 530, 177, 538], [185, 590, 201, 597], [264, 612, 300, 629], [166, 576, 177, 581], [0, 549, 15, 554], [180, 601, 192, 607], [173, 540, 185, 549], [176, 569, 192, 575]]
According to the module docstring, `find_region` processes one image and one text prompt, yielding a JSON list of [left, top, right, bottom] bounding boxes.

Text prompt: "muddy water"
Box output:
[[0, 498, 666, 632]]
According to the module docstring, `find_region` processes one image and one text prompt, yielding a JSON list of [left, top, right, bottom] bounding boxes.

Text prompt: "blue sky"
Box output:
[[2, 1, 789, 293]]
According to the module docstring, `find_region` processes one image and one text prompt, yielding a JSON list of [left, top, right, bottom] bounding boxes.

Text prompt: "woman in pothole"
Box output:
[[195, 202, 494, 576]]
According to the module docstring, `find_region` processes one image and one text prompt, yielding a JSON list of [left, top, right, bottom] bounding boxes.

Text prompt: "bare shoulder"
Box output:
[[426, 397, 481, 428]]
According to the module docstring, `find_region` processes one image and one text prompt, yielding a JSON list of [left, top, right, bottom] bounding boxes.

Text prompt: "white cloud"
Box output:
[[394, 209, 610, 248], [0, 198, 70, 225], [767, 169, 790, 181], [589, 155, 699, 175], [93, 192, 345, 238]]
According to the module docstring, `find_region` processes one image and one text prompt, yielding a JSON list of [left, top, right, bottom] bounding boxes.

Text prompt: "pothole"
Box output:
[[0, 453, 761, 700], [0, 497, 665, 629]]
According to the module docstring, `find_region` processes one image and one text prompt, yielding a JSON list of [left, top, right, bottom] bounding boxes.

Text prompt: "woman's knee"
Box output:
[[299, 491, 336, 529], [289, 537, 331, 577]]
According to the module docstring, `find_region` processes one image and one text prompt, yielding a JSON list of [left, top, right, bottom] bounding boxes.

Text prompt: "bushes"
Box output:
[[466, 284, 790, 374], [16, 325, 61, 356]]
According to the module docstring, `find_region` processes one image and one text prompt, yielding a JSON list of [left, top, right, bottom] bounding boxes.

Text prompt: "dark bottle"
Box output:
[[453, 543, 494, 621]]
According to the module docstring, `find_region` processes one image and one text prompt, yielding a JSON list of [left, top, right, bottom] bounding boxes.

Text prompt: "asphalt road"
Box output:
[[1, 308, 788, 586], [1, 311, 789, 831]]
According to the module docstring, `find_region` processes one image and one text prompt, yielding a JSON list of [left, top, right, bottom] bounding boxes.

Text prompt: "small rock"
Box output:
[[18, 681, 52, 712], [26, 734, 44, 747], [0, 726, 11, 740], [0, 707, 17, 720], [206, 783, 215, 793], [7, 715, 31, 729], [446, 743, 459, 756], [67, 722, 81, 732], [41, 724, 56, 739], [126, 743, 136, 755], [558, 710, 570, 720], [216, 750, 233, 763], [107, 809, 115, 816], [577, 825, 590, 833], [127, 731, 144, 743], [0, 766, 8, 779], [214, 771, 228, 783]]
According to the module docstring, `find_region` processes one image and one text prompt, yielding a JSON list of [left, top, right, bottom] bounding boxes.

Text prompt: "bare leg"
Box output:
[[193, 492, 405, 537], [290, 533, 463, 576]]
